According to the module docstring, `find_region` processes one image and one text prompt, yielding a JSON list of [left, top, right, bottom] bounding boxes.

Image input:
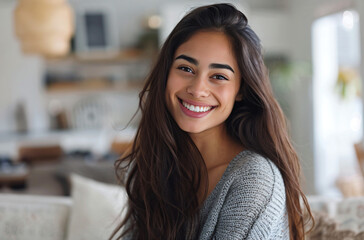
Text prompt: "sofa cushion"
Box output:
[[335, 197, 364, 232], [0, 194, 72, 240], [307, 196, 364, 239], [307, 195, 341, 217], [66, 173, 127, 240]]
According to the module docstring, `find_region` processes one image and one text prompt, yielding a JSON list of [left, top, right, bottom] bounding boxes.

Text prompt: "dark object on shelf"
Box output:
[[75, 6, 119, 59], [66, 150, 93, 159], [15, 102, 28, 133], [0, 156, 29, 190]]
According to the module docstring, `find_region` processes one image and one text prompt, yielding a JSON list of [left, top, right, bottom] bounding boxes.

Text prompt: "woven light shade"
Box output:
[[14, 0, 74, 57]]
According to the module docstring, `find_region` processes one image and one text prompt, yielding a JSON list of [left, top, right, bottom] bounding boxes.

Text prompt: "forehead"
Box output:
[[174, 31, 237, 65]]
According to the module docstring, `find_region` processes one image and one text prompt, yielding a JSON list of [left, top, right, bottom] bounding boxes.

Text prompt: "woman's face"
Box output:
[[165, 31, 241, 135]]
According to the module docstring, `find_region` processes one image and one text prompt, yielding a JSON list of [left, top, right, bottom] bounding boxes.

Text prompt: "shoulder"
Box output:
[[199, 151, 288, 239], [228, 150, 285, 193], [226, 150, 286, 217], [213, 151, 288, 238]]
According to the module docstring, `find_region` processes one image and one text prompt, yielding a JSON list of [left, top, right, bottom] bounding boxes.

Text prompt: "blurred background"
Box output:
[[0, 0, 364, 197]]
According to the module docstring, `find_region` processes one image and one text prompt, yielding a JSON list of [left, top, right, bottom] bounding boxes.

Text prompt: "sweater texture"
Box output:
[[122, 150, 289, 239], [198, 150, 289, 239]]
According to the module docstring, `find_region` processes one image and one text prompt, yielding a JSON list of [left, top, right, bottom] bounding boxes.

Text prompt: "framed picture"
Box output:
[[74, 4, 119, 59]]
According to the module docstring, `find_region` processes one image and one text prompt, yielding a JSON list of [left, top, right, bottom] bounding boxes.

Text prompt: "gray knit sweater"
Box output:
[[198, 150, 289, 239], [122, 150, 289, 239]]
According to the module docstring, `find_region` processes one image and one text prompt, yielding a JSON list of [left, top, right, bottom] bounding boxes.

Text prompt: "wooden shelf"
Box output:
[[45, 80, 144, 94], [45, 48, 152, 65], [44, 48, 151, 94]]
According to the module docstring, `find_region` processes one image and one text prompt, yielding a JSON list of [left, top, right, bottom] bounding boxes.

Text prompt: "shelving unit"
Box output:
[[42, 49, 150, 131], [44, 49, 153, 93]]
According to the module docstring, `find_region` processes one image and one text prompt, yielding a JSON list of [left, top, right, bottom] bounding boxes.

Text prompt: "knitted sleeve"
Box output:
[[213, 157, 288, 239]]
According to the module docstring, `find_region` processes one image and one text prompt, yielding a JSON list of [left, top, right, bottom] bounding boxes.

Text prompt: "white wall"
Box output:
[[357, 1, 364, 140], [249, 10, 291, 56], [159, 0, 250, 44]]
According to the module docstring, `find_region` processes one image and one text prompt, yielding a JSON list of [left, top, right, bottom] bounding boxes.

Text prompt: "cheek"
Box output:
[[165, 73, 180, 108], [218, 87, 239, 107], [166, 72, 185, 96]]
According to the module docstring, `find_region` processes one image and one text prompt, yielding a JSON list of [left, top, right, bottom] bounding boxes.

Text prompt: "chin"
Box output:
[[179, 124, 207, 134]]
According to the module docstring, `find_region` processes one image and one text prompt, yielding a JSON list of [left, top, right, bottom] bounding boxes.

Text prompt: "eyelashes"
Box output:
[[212, 75, 228, 80], [178, 66, 194, 73], [177, 66, 229, 81]]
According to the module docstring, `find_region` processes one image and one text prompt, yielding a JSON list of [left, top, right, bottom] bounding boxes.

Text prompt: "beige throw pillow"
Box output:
[[66, 174, 127, 240]]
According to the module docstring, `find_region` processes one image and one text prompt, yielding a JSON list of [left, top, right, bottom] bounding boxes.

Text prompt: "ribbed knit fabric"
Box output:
[[121, 150, 289, 239], [198, 150, 289, 240]]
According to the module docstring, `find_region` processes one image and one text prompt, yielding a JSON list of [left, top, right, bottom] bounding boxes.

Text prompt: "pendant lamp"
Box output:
[[14, 0, 74, 57]]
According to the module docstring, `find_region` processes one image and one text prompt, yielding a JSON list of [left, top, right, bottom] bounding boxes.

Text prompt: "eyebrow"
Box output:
[[210, 63, 235, 73], [175, 54, 198, 65], [175, 54, 235, 73]]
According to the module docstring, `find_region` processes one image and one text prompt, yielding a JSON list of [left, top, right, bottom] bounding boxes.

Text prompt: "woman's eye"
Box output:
[[178, 66, 194, 73], [212, 74, 228, 80]]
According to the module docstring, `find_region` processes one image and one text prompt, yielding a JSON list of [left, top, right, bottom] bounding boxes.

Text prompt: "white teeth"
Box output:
[[182, 101, 212, 113]]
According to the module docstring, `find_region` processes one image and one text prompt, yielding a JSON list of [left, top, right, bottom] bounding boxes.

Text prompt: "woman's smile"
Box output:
[[178, 97, 216, 118]]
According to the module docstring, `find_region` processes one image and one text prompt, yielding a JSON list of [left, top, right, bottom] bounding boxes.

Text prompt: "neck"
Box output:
[[189, 124, 243, 170]]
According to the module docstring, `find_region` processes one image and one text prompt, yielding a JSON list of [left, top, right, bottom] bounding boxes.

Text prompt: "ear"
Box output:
[[235, 93, 243, 101]]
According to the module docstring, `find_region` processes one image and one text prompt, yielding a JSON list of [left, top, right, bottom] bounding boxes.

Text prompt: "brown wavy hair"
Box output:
[[112, 3, 313, 240]]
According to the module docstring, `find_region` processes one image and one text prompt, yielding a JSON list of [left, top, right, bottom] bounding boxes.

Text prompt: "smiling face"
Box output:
[[165, 30, 241, 136]]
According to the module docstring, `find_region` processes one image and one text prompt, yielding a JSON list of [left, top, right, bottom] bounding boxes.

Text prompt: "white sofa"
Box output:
[[2, 175, 364, 240], [0, 174, 127, 240]]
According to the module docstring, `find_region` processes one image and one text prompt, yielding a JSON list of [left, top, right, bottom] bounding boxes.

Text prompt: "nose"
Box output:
[[186, 75, 209, 98]]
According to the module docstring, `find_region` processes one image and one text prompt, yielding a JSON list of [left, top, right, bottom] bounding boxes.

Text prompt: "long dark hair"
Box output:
[[112, 3, 313, 240]]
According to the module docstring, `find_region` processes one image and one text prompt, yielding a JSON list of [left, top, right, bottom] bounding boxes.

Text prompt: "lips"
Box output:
[[178, 98, 216, 118]]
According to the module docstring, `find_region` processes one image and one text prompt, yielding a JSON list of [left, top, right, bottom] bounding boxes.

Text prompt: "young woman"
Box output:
[[113, 3, 313, 240]]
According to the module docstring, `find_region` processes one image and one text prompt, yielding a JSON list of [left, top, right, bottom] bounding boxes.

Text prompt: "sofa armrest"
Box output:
[[0, 193, 72, 240]]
